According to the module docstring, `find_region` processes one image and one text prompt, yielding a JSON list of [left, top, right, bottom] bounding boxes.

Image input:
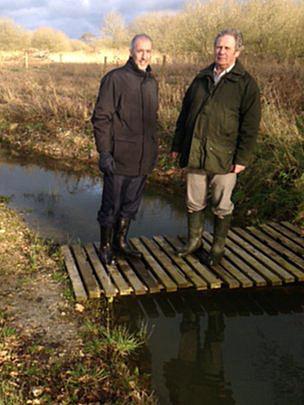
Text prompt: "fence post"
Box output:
[[24, 51, 29, 69], [103, 56, 107, 74], [161, 55, 167, 78]]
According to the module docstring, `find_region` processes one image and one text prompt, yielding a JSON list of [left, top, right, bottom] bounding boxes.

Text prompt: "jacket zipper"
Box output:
[[138, 77, 145, 176]]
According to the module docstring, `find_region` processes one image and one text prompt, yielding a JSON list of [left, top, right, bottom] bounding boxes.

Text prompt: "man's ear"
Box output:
[[235, 50, 241, 58]]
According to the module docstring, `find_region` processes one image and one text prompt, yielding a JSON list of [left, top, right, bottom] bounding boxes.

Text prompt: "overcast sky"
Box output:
[[0, 0, 185, 39]]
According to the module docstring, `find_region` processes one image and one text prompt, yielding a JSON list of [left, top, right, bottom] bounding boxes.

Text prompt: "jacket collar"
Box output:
[[124, 57, 153, 78], [198, 59, 246, 82]]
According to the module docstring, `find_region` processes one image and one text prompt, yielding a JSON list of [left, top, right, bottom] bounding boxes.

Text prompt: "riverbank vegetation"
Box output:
[[0, 57, 303, 229], [0, 200, 156, 403]]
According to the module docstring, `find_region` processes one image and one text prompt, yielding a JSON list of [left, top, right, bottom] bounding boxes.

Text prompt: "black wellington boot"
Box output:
[[113, 218, 142, 259], [99, 225, 115, 265], [208, 214, 232, 266], [178, 210, 205, 257]]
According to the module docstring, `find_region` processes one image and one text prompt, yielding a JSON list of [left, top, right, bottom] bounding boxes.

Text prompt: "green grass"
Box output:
[[0, 326, 16, 338]]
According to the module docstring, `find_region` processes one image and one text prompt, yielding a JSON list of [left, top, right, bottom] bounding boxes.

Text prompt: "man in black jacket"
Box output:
[[92, 34, 158, 265]]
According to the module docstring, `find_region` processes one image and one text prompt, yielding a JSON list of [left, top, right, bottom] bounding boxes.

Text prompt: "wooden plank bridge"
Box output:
[[61, 221, 304, 302]]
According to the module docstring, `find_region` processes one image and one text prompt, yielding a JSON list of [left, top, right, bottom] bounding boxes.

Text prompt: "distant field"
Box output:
[[0, 49, 165, 65]]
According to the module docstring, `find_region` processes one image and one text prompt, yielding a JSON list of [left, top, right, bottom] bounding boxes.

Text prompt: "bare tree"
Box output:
[[100, 11, 128, 48], [0, 18, 30, 50]]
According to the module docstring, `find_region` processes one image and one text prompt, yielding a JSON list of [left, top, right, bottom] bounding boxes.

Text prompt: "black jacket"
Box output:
[[92, 57, 158, 176]]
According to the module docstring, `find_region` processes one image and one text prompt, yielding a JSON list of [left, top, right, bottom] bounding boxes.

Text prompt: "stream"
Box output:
[[1, 151, 304, 405]]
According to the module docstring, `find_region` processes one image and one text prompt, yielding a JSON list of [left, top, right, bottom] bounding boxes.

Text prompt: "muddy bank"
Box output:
[[0, 201, 156, 403]]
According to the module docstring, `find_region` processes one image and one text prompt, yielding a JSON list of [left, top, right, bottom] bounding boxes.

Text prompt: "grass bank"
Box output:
[[0, 60, 303, 229], [0, 198, 156, 404]]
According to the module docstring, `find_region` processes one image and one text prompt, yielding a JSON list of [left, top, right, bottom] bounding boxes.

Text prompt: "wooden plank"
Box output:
[[228, 230, 294, 284], [116, 257, 147, 295], [130, 238, 177, 292], [166, 236, 222, 289], [281, 221, 303, 237], [261, 224, 304, 257], [61, 245, 87, 302], [203, 233, 252, 288], [235, 227, 304, 282], [199, 236, 240, 289], [247, 227, 304, 272], [71, 245, 101, 298], [223, 233, 283, 286], [84, 244, 117, 298], [126, 247, 162, 294], [268, 222, 304, 248], [93, 243, 133, 296], [154, 235, 208, 290], [141, 236, 191, 289], [206, 230, 267, 287]]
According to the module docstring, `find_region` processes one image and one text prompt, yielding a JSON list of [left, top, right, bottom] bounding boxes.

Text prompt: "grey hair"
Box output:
[[130, 34, 153, 50], [214, 29, 244, 51]]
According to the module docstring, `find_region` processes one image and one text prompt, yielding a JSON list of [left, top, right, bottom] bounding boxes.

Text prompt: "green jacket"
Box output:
[[171, 60, 261, 173]]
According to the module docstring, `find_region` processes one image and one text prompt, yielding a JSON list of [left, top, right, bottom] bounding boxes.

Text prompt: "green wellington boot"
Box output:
[[208, 214, 232, 266], [178, 210, 205, 257]]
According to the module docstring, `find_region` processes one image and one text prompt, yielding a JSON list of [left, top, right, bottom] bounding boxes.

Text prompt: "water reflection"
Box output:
[[164, 310, 234, 404], [0, 153, 187, 243], [114, 288, 304, 405]]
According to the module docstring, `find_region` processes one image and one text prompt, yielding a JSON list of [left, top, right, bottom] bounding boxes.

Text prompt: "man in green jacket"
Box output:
[[171, 29, 261, 265]]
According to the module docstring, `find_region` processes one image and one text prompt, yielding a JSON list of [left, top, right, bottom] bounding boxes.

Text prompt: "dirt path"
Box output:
[[0, 201, 155, 404]]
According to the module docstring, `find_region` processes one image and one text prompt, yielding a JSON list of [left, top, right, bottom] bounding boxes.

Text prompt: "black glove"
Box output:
[[99, 152, 114, 175]]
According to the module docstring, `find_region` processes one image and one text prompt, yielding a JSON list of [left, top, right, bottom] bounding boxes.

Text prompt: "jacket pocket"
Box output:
[[113, 139, 141, 171], [223, 110, 239, 136], [204, 139, 234, 173]]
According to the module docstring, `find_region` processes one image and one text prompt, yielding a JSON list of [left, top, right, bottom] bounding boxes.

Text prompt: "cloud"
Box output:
[[0, 0, 184, 38]]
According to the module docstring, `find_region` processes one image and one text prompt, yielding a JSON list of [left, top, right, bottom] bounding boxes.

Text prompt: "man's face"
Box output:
[[131, 38, 152, 71], [214, 35, 240, 70]]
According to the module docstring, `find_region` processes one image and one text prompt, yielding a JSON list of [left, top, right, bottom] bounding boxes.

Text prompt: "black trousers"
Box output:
[[98, 173, 147, 226]]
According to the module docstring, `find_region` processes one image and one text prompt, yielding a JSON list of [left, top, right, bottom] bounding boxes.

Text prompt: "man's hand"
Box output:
[[230, 164, 246, 174], [99, 152, 114, 175]]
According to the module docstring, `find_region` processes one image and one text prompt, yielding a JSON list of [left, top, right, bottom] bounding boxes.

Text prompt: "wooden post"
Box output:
[[103, 56, 107, 74], [161, 55, 167, 78], [24, 51, 29, 69]]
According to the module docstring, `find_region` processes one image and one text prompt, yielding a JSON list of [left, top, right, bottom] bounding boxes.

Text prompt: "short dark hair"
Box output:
[[214, 29, 244, 51], [130, 34, 153, 50]]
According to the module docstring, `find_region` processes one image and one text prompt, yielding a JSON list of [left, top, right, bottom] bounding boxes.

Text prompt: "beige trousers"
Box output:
[[186, 169, 237, 218]]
